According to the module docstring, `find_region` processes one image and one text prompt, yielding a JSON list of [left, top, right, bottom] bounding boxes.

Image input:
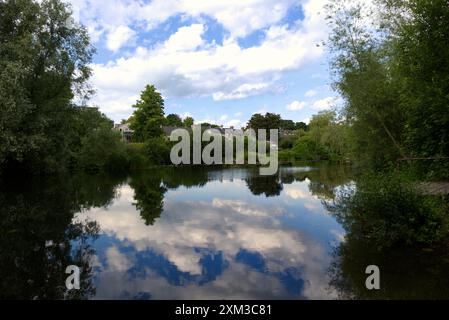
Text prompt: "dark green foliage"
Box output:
[[0, 0, 131, 175], [183, 116, 194, 127], [164, 113, 183, 127], [279, 136, 296, 150], [280, 119, 296, 131], [0, 0, 94, 174], [295, 122, 308, 131], [130, 85, 165, 141], [0, 174, 109, 299], [245, 174, 283, 197], [247, 112, 282, 132], [143, 137, 171, 165], [330, 233, 449, 299], [327, 172, 449, 249], [75, 127, 128, 173], [280, 111, 350, 162], [125, 143, 151, 170], [385, 0, 449, 159], [129, 171, 167, 226], [326, 0, 449, 175], [292, 135, 326, 161]]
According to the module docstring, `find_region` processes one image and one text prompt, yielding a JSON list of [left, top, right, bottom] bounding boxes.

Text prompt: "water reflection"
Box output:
[[2, 165, 448, 299], [329, 236, 449, 299], [0, 173, 125, 299], [74, 165, 350, 299]]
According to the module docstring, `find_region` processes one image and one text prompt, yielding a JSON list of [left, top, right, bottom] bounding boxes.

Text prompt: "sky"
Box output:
[[67, 0, 342, 127]]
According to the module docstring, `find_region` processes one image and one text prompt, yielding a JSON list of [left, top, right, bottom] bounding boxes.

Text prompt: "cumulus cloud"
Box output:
[[286, 100, 307, 111], [106, 25, 135, 52], [106, 246, 133, 271], [68, 0, 300, 41], [72, 0, 330, 120], [213, 83, 271, 101], [283, 185, 310, 200], [74, 177, 339, 299], [163, 24, 205, 52], [312, 96, 341, 110]]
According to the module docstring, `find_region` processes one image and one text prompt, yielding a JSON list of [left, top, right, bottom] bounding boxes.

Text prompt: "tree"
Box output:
[[76, 127, 128, 172], [247, 113, 282, 131], [326, 0, 407, 169], [280, 119, 296, 131], [382, 0, 449, 160], [183, 116, 194, 127], [164, 114, 183, 127], [295, 122, 308, 131], [199, 122, 220, 129], [0, 0, 94, 174], [130, 85, 165, 141]]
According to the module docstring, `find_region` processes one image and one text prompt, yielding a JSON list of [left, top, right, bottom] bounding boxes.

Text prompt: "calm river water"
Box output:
[[2, 165, 449, 299]]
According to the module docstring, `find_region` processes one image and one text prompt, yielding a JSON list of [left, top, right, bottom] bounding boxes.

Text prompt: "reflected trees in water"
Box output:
[[325, 172, 449, 299], [0, 174, 118, 299]]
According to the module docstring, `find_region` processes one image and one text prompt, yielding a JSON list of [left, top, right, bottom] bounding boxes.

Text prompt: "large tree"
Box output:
[[326, 0, 407, 169], [247, 113, 282, 131], [382, 0, 449, 159], [130, 85, 165, 141], [326, 0, 449, 174], [0, 0, 94, 173]]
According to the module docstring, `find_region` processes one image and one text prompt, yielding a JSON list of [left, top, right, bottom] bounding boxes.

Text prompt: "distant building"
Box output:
[[114, 123, 134, 143], [161, 125, 244, 139], [280, 129, 296, 138], [162, 126, 181, 137]]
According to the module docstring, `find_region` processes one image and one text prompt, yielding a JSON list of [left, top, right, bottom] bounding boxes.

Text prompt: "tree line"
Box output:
[[0, 0, 130, 174], [326, 0, 449, 178], [324, 0, 449, 256]]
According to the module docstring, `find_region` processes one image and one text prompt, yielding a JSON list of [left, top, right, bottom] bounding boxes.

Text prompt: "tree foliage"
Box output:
[[0, 0, 94, 174], [280, 111, 350, 162], [183, 116, 194, 128], [164, 113, 183, 127], [326, 0, 449, 175], [247, 113, 282, 131], [130, 85, 165, 141]]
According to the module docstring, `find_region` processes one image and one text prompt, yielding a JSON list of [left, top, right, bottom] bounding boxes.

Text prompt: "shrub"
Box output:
[[126, 143, 150, 170], [76, 128, 129, 173], [328, 172, 449, 249], [144, 138, 171, 165]]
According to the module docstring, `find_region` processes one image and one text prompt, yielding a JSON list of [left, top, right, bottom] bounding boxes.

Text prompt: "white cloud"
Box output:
[[305, 89, 318, 98], [71, 0, 331, 120], [106, 246, 133, 271], [301, 117, 310, 124], [68, 0, 300, 41], [163, 24, 205, 52], [283, 185, 309, 200], [213, 83, 271, 101], [106, 25, 135, 52], [312, 96, 338, 110], [180, 112, 192, 119], [74, 178, 338, 299], [286, 100, 306, 111]]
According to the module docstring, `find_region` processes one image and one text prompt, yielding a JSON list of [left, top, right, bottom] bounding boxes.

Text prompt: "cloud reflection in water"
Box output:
[[74, 168, 344, 299]]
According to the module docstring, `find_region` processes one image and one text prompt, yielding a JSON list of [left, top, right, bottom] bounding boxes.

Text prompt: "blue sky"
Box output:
[[68, 0, 342, 127]]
